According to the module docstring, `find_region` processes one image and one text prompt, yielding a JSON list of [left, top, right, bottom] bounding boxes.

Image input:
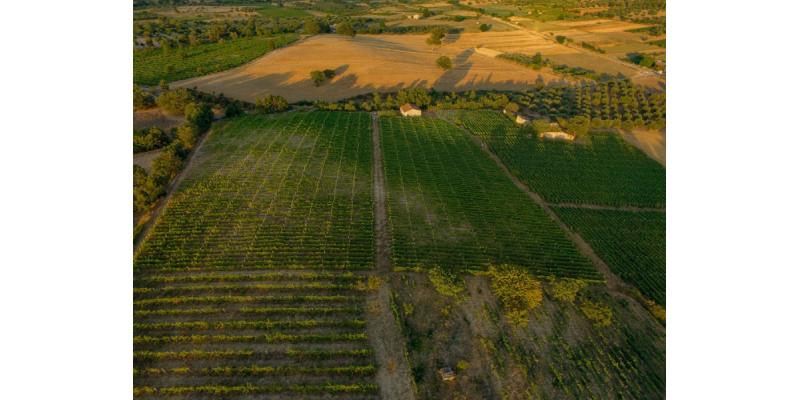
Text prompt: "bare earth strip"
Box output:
[[173, 34, 571, 103], [619, 128, 666, 167], [365, 112, 416, 400]]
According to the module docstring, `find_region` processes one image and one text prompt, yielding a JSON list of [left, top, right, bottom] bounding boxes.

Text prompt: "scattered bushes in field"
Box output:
[[581, 41, 606, 53], [486, 264, 543, 326], [133, 85, 154, 110], [436, 55, 452, 70], [580, 300, 613, 327], [256, 95, 289, 113], [555, 35, 567, 44]]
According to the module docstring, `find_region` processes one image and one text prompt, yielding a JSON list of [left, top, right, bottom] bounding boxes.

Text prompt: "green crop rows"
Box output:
[[134, 34, 297, 86], [555, 208, 666, 305], [379, 115, 598, 279], [447, 110, 666, 208], [133, 112, 378, 398]]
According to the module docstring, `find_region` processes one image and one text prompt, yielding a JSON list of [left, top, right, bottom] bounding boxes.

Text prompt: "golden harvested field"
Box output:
[[173, 34, 570, 103]]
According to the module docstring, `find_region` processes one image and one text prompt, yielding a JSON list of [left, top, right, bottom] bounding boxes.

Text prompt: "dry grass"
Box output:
[[173, 34, 570, 103]]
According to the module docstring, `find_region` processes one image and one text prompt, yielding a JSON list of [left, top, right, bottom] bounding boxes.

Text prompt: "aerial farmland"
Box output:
[[132, 0, 667, 398]]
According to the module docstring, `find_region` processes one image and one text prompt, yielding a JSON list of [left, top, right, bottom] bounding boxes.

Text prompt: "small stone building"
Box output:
[[515, 114, 530, 124], [540, 131, 576, 141], [400, 103, 422, 117]]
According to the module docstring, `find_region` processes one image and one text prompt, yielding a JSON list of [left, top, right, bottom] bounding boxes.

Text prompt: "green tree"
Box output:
[[255, 95, 289, 113], [436, 55, 452, 70], [156, 88, 194, 115], [176, 123, 199, 149], [336, 21, 355, 37], [184, 102, 213, 132], [426, 28, 446, 45], [479, 23, 491, 32], [304, 18, 321, 35], [133, 85, 154, 110], [310, 70, 326, 86]]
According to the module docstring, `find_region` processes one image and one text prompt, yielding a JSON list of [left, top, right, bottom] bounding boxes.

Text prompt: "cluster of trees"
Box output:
[[134, 90, 215, 215], [627, 52, 657, 68], [499, 52, 607, 80], [315, 88, 513, 112], [255, 95, 289, 113], [310, 69, 336, 86], [134, 127, 171, 153]]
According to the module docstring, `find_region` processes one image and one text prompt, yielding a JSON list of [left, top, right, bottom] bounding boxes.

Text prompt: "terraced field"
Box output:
[[133, 111, 378, 398], [555, 208, 666, 305], [446, 109, 666, 208], [379, 115, 598, 278]]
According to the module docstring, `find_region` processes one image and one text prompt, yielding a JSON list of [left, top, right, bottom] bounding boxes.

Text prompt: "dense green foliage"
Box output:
[[447, 109, 665, 207], [134, 34, 297, 85], [134, 112, 378, 397], [498, 52, 604, 80], [380, 115, 597, 278], [134, 127, 172, 154], [255, 94, 289, 113], [555, 208, 666, 305], [436, 55, 452, 70]]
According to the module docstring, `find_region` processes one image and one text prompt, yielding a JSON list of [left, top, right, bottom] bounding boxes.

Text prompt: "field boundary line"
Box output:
[[133, 121, 217, 256], [366, 112, 416, 400], [454, 122, 664, 328], [548, 203, 665, 213]]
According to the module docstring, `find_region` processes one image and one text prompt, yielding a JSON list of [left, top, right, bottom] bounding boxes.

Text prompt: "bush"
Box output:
[[580, 300, 613, 327], [225, 102, 244, 118], [255, 95, 289, 113], [486, 264, 542, 326], [156, 88, 194, 115], [555, 35, 567, 44], [427, 267, 464, 298], [184, 102, 213, 132], [479, 23, 491, 32], [176, 123, 199, 149], [134, 85, 154, 110], [436, 56, 452, 70], [426, 28, 446, 45], [547, 278, 587, 303], [133, 127, 171, 153], [337, 21, 355, 37]]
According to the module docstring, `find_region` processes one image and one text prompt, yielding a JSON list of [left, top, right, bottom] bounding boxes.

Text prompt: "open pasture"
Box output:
[[172, 34, 569, 103], [380, 115, 597, 278]]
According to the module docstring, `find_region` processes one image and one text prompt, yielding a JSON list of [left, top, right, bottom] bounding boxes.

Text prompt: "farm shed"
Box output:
[[515, 114, 530, 124], [540, 131, 576, 141], [400, 103, 422, 117], [438, 367, 456, 382]]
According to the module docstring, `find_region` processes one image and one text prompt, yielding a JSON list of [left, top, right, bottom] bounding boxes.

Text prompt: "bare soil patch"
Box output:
[[133, 149, 162, 173], [619, 127, 666, 167]]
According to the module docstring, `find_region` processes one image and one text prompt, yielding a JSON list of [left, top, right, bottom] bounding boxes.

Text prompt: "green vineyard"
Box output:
[[133, 112, 379, 398], [445, 109, 666, 208], [554, 208, 667, 305], [134, 34, 297, 86], [379, 115, 598, 278]]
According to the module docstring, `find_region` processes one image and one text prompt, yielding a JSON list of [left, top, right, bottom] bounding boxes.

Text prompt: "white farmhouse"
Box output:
[[400, 103, 422, 117]]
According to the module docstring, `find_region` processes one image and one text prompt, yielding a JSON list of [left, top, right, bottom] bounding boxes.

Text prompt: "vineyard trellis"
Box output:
[[380, 115, 598, 278], [133, 111, 379, 398]]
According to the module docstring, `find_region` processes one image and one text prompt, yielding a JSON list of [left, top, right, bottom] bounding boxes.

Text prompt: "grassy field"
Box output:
[[447, 110, 666, 208], [133, 112, 378, 397], [555, 208, 666, 305], [380, 115, 597, 278], [257, 4, 310, 18], [134, 34, 297, 86]]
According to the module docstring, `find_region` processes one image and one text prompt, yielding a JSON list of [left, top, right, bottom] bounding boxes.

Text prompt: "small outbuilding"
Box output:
[[400, 103, 422, 117], [515, 114, 530, 124], [438, 367, 456, 382]]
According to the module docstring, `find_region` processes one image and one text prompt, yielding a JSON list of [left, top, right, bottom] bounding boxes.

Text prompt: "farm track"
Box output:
[[464, 130, 663, 328], [365, 112, 416, 400]]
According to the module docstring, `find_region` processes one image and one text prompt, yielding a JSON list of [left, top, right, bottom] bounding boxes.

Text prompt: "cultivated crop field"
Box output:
[[134, 34, 297, 86], [448, 110, 666, 208], [555, 208, 666, 305], [133, 111, 379, 397], [379, 115, 598, 278]]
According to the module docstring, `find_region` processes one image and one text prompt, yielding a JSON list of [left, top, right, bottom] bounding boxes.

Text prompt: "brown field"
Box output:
[[173, 34, 572, 103]]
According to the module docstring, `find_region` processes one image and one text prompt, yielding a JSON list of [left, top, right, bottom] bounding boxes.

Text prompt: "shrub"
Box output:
[[225, 102, 244, 118], [580, 300, 613, 327], [133, 127, 171, 153], [134, 85, 154, 110], [486, 264, 542, 326], [479, 23, 491, 32], [555, 35, 567, 44], [176, 123, 199, 149], [255, 95, 289, 113], [436, 56, 452, 70], [337, 21, 355, 37], [427, 266, 464, 298], [156, 88, 194, 115], [426, 28, 446, 45], [547, 278, 587, 303], [184, 102, 213, 132]]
